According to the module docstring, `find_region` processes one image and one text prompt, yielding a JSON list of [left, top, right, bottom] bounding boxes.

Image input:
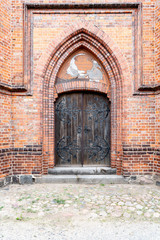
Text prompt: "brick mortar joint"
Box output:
[[0, 146, 43, 154]]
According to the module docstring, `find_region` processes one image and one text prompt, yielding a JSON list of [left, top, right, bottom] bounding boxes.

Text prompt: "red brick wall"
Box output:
[[155, 1, 160, 84], [155, 96, 160, 175], [0, 0, 12, 178], [11, 96, 42, 175], [0, 0, 12, 85], [155, 2, 160, 175], [0, 95, 12, 178], [0, 0, 160, 177]]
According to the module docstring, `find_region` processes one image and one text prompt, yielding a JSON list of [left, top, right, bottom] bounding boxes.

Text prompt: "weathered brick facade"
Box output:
[[155, 2, 160, 175], [0, 0, 160, 178]]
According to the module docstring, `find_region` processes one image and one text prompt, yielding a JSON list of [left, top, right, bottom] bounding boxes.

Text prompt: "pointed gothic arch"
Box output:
[[41, 28, 126, 175]]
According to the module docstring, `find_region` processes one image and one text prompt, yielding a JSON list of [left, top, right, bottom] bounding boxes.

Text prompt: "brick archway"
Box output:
[[41, 27, 127, 175]]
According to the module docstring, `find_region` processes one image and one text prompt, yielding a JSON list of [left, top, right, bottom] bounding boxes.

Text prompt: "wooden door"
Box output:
[[55, 92, 110, 166]]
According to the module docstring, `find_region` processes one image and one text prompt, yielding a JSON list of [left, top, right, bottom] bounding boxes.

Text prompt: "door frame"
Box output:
[[42, 28, 126, 175]]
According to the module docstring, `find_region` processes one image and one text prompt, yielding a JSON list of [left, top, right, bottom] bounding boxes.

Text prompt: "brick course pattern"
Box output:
[[0, 0, 160, 178], [155, 2, 160, 175], [0, 0, 12, 178]]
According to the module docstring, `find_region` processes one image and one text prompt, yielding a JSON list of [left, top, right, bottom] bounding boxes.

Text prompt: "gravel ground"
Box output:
[[0, 183, 160, 240]]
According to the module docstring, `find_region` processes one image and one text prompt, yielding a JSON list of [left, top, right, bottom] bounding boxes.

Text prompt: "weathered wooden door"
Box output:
[[55, 92, 110, 166]]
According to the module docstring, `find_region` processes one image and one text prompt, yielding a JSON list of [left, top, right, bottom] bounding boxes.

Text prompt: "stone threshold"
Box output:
[[35, 175, 126, 184], [48, 166, 116, 175]]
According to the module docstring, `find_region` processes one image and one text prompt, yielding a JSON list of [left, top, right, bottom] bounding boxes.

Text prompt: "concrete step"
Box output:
[[35, 175, 126, 184], [48, 167, 116, 175]]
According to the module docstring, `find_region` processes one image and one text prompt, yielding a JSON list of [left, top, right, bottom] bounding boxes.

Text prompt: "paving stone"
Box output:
[[99, 211, 107, 217], [153, 213, 160, 218], [89, 213, 98, 218], [118, 201, 125, 206], [123, 212, 131, 218], [64, 204, 70, 208], [123, 206, 128, 210], [148, 209, 155, 213], [112, 211, 123, 218], [128, 207, 136, 212], [144, 212, 151, 218], [125, 201, 133, 206], [136, 211, 143, 215], [136, 204, 143, 210], [0, 183, 160, 231]]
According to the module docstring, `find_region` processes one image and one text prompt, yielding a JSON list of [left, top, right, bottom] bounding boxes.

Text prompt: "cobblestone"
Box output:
[[0, 183, 160, 239]]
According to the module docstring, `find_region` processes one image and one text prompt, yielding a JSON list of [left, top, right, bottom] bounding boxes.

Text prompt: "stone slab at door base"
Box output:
[[35, 175, 126, 184], [48, 167, 116, 175], [1, 174, 160, 187]]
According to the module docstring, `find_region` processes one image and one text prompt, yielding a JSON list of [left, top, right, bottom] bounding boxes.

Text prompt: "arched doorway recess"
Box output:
[[54, 49, 111, 167], [42, 28, 124, 175]]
